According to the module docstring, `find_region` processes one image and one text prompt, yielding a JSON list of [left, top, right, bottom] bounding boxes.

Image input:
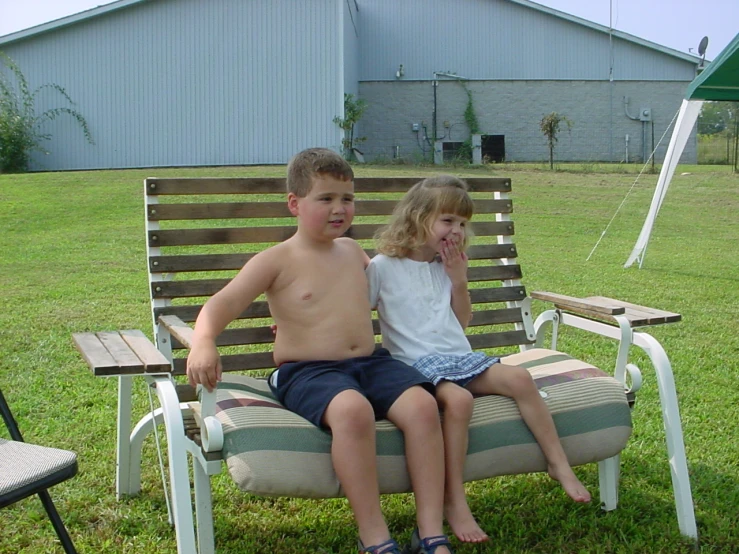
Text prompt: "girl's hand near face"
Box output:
[[440, 237, 468, 287], [441, 235, 472, 328]]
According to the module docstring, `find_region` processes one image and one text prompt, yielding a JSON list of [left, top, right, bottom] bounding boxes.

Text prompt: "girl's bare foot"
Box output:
[[445, 500, 489, 543], [548, 464, 591, 502]]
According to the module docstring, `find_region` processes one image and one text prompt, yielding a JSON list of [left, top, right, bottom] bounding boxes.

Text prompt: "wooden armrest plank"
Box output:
[[159, 315, 195, 348], [96, 332, 145, 372], [585, 296, 681, 326], [119, 330, 171, 372], [531, 291, 626, 316], [532, 291, 680, 327], [73, 333, 120, 376]]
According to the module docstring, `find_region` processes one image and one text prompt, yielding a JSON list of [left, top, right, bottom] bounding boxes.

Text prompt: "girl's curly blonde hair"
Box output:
[[375, 174, 474, 258]]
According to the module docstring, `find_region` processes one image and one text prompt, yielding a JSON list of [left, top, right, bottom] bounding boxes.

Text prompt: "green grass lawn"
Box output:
[[1, 163, 737, 553]]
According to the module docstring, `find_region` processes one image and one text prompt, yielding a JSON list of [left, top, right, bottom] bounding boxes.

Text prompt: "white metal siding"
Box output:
[[358, 0, 696, 82], [343, 0, 360, 96], [1, 0, 343, 171]]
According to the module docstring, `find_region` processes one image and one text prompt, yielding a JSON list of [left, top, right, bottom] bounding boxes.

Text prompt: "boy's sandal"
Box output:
[[357, 537, 403, 554], [409, 528, 455, 554]]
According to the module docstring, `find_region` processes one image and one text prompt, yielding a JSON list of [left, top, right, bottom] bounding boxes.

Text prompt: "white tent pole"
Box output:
[[624, 99, 703, 268]]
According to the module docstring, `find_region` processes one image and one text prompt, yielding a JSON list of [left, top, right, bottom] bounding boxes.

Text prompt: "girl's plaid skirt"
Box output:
[[413, 352, 500, 386]]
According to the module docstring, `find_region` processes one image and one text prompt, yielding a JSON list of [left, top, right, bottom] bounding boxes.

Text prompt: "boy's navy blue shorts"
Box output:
[[268, 348, 434, 429]]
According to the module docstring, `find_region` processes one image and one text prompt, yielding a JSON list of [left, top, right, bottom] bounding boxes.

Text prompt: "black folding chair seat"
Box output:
[[0, 438, 78, 507], [0, 388, 79, 554]]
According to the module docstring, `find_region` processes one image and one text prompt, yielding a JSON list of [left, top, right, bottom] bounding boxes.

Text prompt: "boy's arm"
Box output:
[[187, 249, 280, 391]]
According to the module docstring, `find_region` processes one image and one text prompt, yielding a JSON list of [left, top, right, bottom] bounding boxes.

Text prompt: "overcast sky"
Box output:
[[0, 0, 736, 58]]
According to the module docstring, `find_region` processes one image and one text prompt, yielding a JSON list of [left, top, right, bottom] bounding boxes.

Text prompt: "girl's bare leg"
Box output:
[[466, 364, 591, 502], [436, 382, 489, 542], [387, 386, 451, 554]]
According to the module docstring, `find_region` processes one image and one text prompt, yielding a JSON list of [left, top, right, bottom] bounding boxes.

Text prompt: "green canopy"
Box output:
[[685, 33, 739, 101], [625, 33, 739, 268]]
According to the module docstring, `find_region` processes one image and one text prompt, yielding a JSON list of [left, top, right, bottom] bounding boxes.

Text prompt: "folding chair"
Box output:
[[0, 387, 79, 554]]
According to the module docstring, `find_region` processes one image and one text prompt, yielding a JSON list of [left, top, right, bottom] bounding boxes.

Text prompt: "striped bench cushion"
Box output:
[[214, 348, 631, 498]]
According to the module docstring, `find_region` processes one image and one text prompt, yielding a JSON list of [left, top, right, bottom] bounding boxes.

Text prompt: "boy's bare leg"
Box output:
[[323, 390, 391, 548], [466, 364, 591, 503], [435, 382, 488, 543], [386, 386, 452, 554]]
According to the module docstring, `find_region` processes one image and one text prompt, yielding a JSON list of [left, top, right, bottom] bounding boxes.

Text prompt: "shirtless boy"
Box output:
[[186, 148, 453, 554]]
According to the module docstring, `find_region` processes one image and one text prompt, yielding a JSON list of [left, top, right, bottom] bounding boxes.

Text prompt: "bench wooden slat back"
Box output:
[[149, 220, 514, 248], [147, 177, 513, 194], [149, 199, 512, 221], [145, 176, 532, 376], [150, 243, 519, 273]]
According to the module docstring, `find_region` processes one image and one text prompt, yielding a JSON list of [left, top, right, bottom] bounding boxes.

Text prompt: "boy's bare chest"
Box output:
[[271, 257, 367, 307]]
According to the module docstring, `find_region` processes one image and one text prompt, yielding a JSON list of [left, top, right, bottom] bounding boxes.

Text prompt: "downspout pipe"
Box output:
[[432, 71, 469, 145]]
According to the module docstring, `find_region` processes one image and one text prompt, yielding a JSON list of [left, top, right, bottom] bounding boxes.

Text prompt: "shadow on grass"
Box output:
[[685, 462, 739, 553], [155, 457, 727, 553]]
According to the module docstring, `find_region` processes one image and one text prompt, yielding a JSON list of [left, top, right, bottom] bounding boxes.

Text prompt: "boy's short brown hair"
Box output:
[[286, 148, 354, 197]]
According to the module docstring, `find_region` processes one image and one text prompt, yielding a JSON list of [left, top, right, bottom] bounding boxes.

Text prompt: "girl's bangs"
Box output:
[[436, 187, 474, 219]]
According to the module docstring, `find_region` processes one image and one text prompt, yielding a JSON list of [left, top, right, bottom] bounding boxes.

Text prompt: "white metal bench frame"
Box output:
[[80, 179, 697, 554]]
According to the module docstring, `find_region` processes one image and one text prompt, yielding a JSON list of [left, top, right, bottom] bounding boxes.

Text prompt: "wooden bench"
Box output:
[[73, 176, 696, 554]]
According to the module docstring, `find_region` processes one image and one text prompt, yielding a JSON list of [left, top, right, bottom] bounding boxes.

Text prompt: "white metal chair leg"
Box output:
[[535, 310, 696, 539], [632, 331, 698, 539], [153, 376, 198, 554], [194, 458, 215, 554], [533, 310, 557, 348], [116, 375, 134, 499], [598, 454, 620, 511], [126, 407, 164, 496]]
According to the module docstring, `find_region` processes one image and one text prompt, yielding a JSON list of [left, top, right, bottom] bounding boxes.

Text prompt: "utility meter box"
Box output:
[[639, 108, 652, 122]]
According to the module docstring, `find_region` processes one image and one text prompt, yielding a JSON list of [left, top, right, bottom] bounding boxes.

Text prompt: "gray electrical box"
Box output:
[[639, 108, 652, 122], [412, 123, 420, 132]]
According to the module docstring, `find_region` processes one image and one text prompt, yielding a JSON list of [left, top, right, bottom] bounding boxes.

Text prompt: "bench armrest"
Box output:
[[531, 291, 681, 327], [158, 315, 224, 451], [158, 315, 195, 348], [531, 291, 626, 317], [73, 330, 171, 376]]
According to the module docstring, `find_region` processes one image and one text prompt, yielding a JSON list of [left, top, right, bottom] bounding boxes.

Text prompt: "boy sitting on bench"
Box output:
[[186, 148, 453, 554]]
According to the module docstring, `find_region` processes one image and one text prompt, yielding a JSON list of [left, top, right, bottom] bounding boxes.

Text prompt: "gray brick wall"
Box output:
[[358, 80, 696, 164]]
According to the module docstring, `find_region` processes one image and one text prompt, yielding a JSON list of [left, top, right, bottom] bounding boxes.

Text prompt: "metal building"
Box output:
[[0, 0, 700, 171], [0, 0, 357, 171], [357, 0, 700, 164]]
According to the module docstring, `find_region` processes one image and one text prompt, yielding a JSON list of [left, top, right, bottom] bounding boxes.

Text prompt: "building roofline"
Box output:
[[0, 0, 149, 45], [509, 0, 701, 64], [0, 0, 702, 66]]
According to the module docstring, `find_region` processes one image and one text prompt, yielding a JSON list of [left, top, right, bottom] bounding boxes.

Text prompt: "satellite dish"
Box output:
[[698, 36, 709, 57]]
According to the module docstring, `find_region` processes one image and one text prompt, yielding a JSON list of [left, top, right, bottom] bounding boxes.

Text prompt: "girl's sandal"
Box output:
[[408, 528, 455, 554], [357, 537, 403, 554]]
